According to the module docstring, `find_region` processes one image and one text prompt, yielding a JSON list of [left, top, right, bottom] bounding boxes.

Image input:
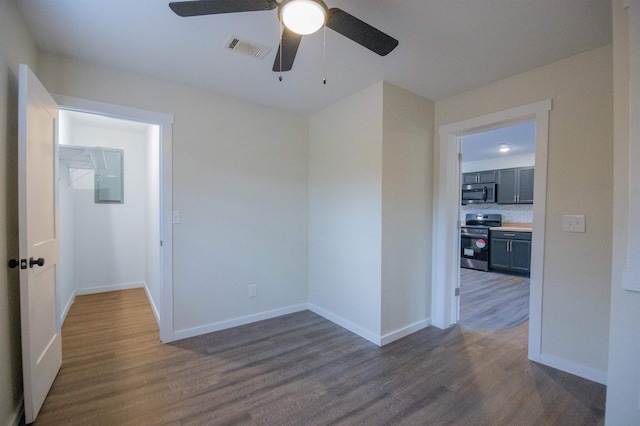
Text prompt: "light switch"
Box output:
[[172, 210, 181, 224], [563, 214, 585, 233]]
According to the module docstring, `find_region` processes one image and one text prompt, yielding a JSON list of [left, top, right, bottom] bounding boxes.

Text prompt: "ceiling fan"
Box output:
[[168, 0, 399, 73]]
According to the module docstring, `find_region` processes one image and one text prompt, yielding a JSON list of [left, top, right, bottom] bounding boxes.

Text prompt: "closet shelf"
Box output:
[[59, 145, 108, 185]]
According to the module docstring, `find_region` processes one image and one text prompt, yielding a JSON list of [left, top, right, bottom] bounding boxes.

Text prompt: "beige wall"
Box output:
[[308, 82, 434, 343], [381, 83, 434, 336], [308, 82, 384, 338], [2, 0, 627, 422], [435, 45, 613, 375], [0, 0, 40, 423], [39, 53, 310, 336], [606, 1, 640, 424]]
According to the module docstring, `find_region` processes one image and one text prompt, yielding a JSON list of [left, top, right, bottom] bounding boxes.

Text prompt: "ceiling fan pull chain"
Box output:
[[278, 16, 283, 81], [323, 24, 327, 84]]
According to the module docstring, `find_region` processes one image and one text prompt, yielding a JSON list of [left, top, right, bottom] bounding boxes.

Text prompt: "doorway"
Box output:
[[458, 121, 535, 330], [53, 95, 175, 342], [432, 100, 551, 362], [58, 109, 161, 321]]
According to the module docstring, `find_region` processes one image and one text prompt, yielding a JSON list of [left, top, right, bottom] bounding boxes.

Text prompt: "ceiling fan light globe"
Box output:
[[281, 0, 327, 35]]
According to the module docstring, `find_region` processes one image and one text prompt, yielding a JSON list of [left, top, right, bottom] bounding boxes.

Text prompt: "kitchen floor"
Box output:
[[459, 267, 530, 330]]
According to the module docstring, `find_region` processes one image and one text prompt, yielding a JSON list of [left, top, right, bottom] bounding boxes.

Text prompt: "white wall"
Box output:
[[0, 0, 40, 423], [435, 45, 613, 378], [308, 82, 384, 339], [606, 1, 640, 423], [38, 53, 310, 337], [60, 118, 149, 295], [381, 83, 434, 338]]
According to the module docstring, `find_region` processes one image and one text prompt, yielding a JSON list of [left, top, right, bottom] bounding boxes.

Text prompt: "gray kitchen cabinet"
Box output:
[[497, 167, 534, 204], [462, 170, 496, 184], [517, 167, 535, 203], [496, 168, 517, 203], [489, 238, 511, 270], [490, 230, 532, 276]]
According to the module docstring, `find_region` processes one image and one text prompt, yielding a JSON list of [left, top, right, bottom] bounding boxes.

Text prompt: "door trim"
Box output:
[[432, 99, 551, 362], [622, 0, 640, 291], [53, 94, 175, 343]]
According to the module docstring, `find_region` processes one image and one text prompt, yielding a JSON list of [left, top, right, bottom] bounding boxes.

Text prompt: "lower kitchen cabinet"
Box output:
[[490, 231, 532, 275]]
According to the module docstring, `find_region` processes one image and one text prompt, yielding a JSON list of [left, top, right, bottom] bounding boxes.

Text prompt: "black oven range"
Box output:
[[460, 213, 503, 272]]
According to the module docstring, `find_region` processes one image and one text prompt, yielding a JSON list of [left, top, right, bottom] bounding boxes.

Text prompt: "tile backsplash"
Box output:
[[461, 204, 533, 223]]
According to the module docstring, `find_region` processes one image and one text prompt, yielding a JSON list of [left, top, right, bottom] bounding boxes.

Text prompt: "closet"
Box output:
[[57, 110, 161, 325]]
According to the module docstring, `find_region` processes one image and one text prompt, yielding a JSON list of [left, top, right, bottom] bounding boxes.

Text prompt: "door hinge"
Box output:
[[458, 152, 463, 163], [455, 288, 460, 297]]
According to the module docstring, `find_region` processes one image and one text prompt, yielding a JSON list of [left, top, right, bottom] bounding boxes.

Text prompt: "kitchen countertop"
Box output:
[[490, 222, 533, 232]]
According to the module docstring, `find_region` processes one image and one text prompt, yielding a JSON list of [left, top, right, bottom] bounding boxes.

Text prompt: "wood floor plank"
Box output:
[[32, 288, 605, 425], [459, 268, 530, 330]]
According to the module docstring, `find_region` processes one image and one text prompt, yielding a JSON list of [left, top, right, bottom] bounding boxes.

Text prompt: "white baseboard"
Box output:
[[143, 284, 161, 327], [9, 397, 24, 426], [380, 318, 431, 346], [74, 281, 145, 296], [308, 304, 431, 347], [537, 352, 607, 385], [307, 304, 382, 345], [60, 291, 76, 325], [172, 304, 308, 341]]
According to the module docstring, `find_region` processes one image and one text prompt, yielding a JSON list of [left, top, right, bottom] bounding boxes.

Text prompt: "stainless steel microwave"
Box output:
[[461, 183, 496, 204]]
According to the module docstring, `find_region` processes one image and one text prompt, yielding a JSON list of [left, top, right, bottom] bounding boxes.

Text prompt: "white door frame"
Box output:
[[432, 99, 551, 361], [54, 94, 175, 343]]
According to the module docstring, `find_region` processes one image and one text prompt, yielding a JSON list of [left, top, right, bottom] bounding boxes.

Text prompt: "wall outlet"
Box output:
[[248, 284, 257, 298], [562, 214, 585, 233]]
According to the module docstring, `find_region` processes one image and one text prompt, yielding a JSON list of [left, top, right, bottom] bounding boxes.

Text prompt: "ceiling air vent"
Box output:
[[225, 36, 271, 60]]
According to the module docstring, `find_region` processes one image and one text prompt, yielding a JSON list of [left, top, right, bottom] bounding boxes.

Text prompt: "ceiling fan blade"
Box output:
[[169, 0, 277, 17], [272, 28, 302, 72], [326, 8, 398, 56]]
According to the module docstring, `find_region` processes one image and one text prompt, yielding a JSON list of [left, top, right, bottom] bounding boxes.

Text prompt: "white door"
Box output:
[[18, 64, 61, 424]]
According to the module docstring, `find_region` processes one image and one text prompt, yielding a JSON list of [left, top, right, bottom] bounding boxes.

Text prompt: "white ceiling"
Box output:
[[461, 121, 536, 163], [17, 0, 611, 115]]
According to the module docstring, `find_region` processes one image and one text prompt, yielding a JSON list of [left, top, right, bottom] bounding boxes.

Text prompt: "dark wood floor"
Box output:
[[459, 268, 530, 330], [33, 288, 605, 425]]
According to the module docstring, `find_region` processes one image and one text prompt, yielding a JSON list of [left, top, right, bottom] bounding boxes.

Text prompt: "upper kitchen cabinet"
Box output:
[[497, 167, 534, 204], [462, 170, 496, 184]]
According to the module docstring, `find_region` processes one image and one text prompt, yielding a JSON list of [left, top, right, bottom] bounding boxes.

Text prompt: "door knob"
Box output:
[[8, 259, 18, 269], [29, 257, 45, 268]]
